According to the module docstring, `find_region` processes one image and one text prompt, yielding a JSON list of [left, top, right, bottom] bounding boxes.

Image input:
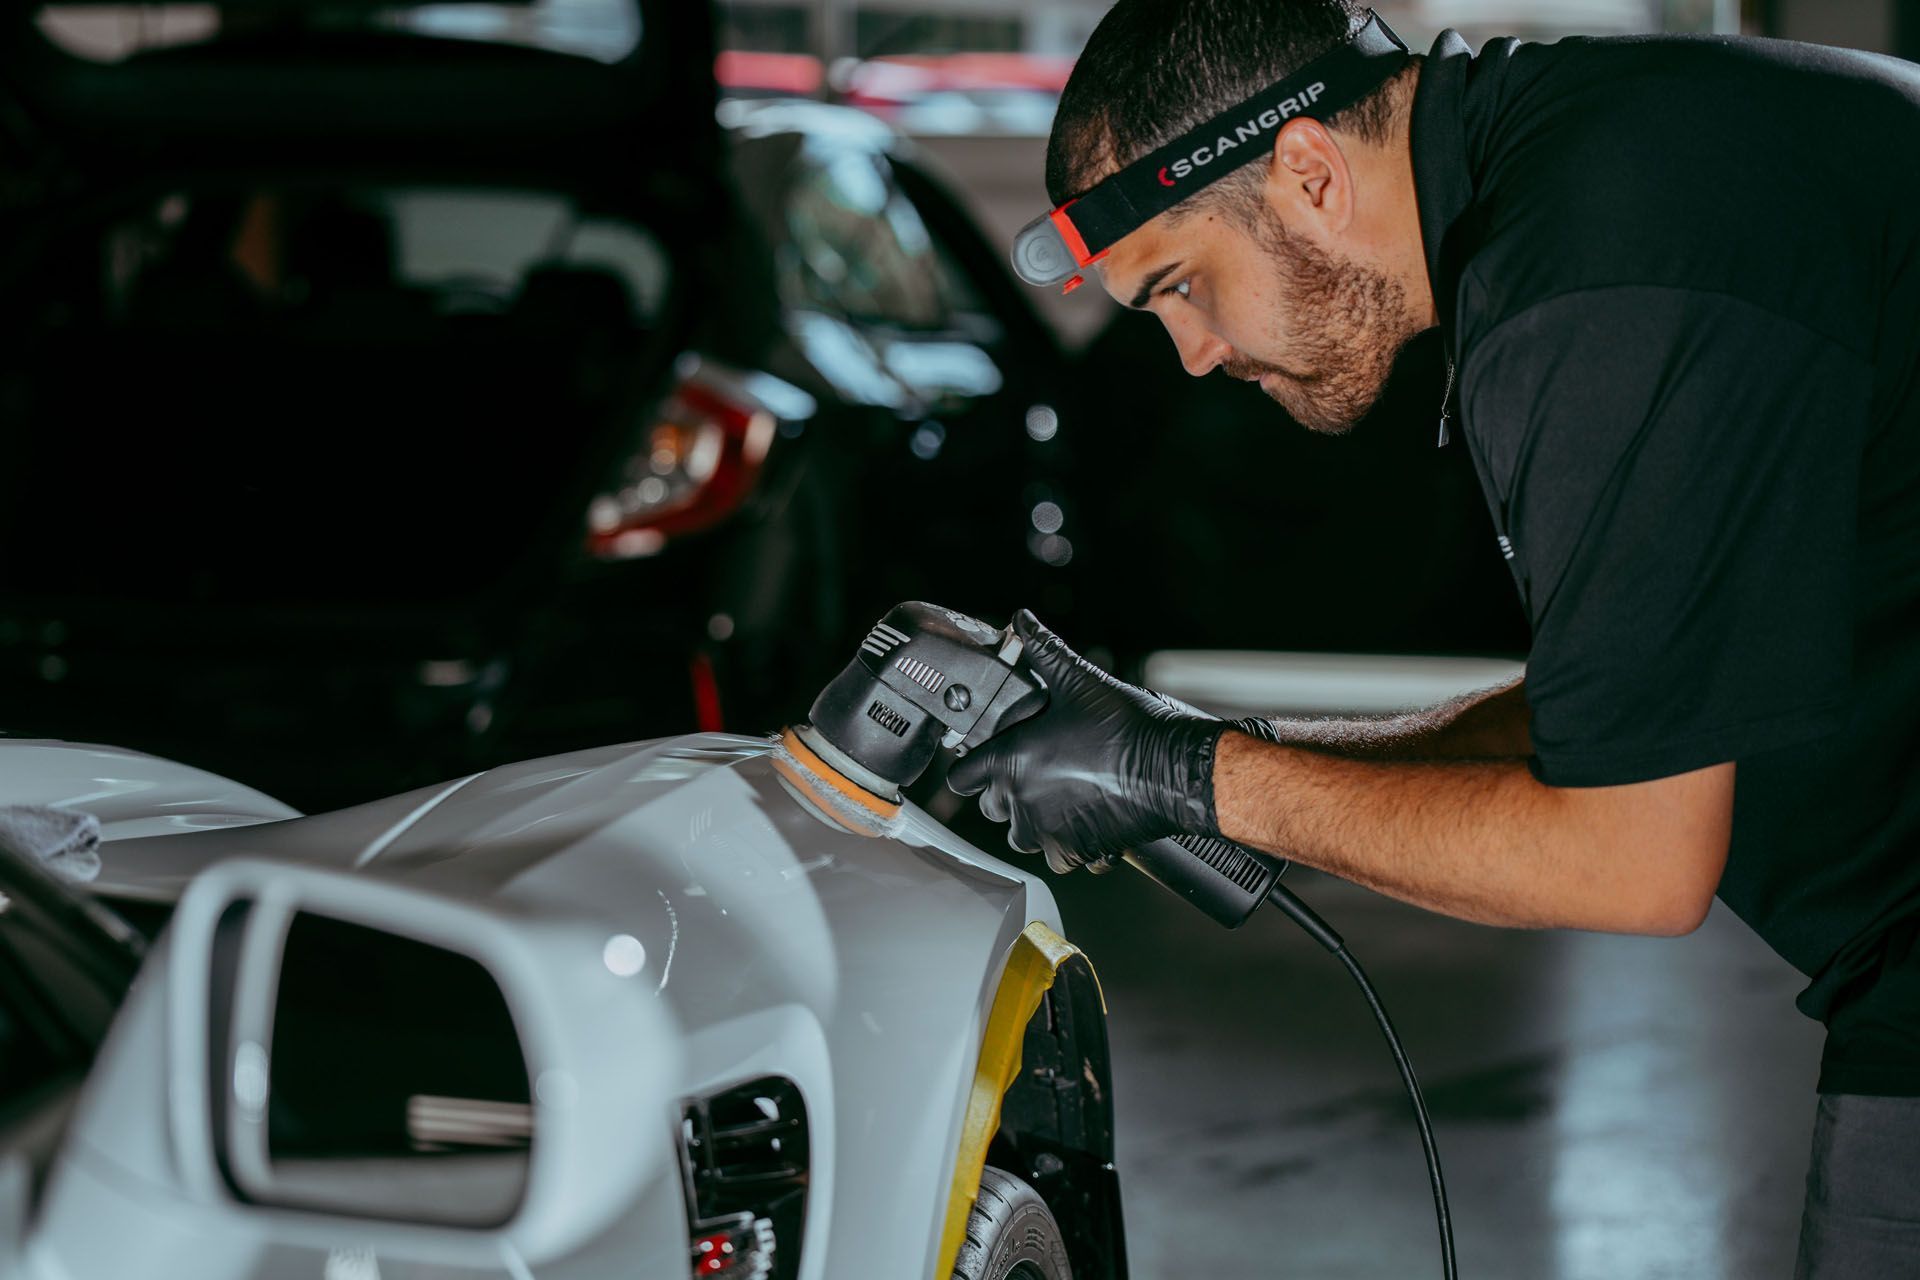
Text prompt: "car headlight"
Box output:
[[680, 1076, 809, 1280]]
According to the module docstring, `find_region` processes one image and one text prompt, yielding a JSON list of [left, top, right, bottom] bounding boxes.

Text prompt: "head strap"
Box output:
[[1012, 10, 1410, 292]]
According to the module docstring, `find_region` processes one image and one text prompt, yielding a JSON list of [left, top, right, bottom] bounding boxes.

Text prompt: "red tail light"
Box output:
[[585, 357, 810, 560]]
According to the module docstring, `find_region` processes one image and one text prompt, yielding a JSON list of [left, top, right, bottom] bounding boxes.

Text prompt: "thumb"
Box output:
[[947, 736, 1012, 796]]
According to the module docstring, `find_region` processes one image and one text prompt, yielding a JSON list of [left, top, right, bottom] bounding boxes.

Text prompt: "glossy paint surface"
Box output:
[[0, 739, 299, 838], [13, 733, 1063, 1280]]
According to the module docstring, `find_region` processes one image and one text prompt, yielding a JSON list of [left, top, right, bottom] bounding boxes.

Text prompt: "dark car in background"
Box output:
[[0, 0, 1086, 810], [1072, 313, 1531, 667]]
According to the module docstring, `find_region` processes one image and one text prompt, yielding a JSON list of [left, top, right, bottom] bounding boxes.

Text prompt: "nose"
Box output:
[[1162, 309, 1233, 378]]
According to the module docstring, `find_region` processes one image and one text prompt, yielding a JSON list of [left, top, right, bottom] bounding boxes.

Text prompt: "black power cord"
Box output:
[[1266, 881, 1458, 1280]]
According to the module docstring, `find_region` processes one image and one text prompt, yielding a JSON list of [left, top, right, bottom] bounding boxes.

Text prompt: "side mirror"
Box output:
[[220, 909, 534, 1227], [164, 859, 683, 1264]]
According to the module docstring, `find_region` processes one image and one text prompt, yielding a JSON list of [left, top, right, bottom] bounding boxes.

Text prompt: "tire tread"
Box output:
[[949, 1166, 1072, 1280]]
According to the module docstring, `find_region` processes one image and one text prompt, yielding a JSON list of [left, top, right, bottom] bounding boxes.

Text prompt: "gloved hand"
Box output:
[[947, 610, 1225, 873]]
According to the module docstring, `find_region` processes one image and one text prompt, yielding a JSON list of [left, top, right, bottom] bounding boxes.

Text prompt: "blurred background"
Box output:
[[3, 0, 1913, 1274]]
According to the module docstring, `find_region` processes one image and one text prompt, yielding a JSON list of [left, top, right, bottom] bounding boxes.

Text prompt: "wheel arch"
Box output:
[[936, 922, 1127, 1280]]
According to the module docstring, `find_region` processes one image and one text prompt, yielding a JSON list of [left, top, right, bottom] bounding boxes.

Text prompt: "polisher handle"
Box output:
[[1117, 835, 1287, 929]]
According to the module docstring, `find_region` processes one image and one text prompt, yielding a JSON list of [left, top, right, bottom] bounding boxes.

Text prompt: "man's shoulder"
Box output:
[[1482, 29, 1920, 125], [1449, 32, 1918, 353]]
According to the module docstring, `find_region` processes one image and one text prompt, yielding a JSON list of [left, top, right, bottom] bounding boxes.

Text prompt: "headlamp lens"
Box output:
[[1009, 213, 1077, 288]]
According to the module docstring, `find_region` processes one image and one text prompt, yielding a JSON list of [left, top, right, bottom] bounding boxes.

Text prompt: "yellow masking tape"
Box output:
[[934, 920, 1088, 1279]]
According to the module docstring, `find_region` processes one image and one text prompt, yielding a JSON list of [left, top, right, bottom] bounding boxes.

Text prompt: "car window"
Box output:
[[382, 190, 670, 315], [35, 0, 644, 65], [780, 149, 985, 332], [89, 188, 667, 322]]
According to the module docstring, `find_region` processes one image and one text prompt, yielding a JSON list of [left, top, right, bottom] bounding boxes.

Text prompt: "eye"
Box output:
[[1160, 278, 1192, 302]]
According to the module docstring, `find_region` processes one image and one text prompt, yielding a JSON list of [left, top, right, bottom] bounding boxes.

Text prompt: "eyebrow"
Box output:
[[1128, 263, 1181, 310]]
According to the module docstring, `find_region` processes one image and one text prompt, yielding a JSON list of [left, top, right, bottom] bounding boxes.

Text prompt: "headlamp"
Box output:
[[1012, 9, 1410, 293]]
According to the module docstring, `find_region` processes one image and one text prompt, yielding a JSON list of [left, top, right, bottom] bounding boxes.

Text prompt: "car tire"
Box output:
[[950, 1165, 1073, 1280]]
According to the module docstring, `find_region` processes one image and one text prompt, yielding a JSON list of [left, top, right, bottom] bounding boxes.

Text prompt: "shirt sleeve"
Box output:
[[1461, 286, 1868, 786]]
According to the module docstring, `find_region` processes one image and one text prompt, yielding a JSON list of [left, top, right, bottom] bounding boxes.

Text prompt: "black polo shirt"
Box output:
[[1410, 30, 1920, 1094]]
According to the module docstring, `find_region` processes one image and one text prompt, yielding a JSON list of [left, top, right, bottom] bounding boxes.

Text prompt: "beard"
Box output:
[[1223, 206, 1421, 435]]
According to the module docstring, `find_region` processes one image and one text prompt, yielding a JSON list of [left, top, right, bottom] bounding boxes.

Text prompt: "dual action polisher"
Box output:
[[793, 600, 1289, 928]]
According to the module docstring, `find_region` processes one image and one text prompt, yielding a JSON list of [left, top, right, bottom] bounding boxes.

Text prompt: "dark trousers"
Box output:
[[1795, 1093, 1920, 1278]]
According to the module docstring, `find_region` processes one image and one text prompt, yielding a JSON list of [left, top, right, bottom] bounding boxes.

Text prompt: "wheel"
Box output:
[[950, 1165, 1073, 1280]]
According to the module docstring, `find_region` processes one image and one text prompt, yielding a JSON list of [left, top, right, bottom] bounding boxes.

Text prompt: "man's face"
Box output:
[[1101, 196, 1418, 435]]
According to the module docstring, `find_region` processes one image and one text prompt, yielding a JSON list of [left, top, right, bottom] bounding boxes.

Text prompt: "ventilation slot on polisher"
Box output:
[[859, 622, 909, 658], [1185, 835, 1274, 895], [865, 699, 911, 737], [893, 655, 946, 692]]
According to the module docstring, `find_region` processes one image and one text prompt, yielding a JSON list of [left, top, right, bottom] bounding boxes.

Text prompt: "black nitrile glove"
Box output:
[[947, 610, 1225, 873]]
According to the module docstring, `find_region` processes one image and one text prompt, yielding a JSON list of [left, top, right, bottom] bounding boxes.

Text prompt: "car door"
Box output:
[[729, 111, 1087, 642], [881, 148, 1089, 619]]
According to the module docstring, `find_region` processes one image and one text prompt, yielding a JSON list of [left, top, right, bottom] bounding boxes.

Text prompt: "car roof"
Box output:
[[0, 1, 719, 195], [718, 95, 902, 155]]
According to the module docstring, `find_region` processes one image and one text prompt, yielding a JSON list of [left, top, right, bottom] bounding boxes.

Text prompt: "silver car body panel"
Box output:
[[8, 733, 1065, 1280], [0, 739, 301, 838]]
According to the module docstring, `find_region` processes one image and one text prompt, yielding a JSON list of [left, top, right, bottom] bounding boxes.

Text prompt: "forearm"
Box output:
[[1213, 730, 1730, 935], [1244, 678, 1532, 762]]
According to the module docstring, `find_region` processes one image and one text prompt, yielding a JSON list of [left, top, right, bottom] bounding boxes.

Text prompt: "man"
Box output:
[[949, 2, 1920, 1274]]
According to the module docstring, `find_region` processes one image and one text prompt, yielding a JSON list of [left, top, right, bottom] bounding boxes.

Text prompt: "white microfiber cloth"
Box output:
[[0, 805, 102, 884]]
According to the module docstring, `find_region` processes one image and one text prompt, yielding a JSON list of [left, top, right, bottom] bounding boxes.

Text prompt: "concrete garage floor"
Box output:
[[1046, 864, 1825, 1280]]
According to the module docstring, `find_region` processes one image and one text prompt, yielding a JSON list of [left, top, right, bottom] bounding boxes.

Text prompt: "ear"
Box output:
[[1263, 117, 1355, 234]]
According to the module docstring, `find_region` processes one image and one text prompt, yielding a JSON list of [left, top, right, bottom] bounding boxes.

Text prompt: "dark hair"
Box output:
[[1045, 0, 1412, 214]]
